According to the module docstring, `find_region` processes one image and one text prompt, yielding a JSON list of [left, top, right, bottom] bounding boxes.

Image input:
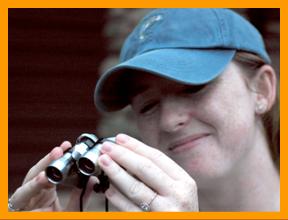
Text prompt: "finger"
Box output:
[[105, 184, 142, 211], [98, 154, 157, 205], [29, 207, 56, 212], [24, 188, 56, 210], [10, 171, 55, 210], [23, 141, 72, 184], [29, 201, 60, 212], [100, 141, 173, 195], [115, 134, 191, 180]]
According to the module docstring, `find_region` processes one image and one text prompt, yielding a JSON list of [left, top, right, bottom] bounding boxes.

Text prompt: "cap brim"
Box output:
[[94, 48, 236, 112]]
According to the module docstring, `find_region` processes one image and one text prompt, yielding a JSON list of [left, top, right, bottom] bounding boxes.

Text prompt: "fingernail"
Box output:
[[116, 133, 129, 144], [61, 140, 69, 145], [99, 154, 111, 166], [101, 142, 113, 153]]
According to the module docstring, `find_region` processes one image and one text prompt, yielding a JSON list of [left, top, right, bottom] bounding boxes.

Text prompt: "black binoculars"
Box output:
[[45, 133, 114, 188]]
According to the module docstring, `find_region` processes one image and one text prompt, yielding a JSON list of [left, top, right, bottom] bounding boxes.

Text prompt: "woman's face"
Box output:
[[131, 62, 259, 185]]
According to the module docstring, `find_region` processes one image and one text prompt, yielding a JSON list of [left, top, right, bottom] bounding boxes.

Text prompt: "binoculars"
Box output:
[[45, 133, 114, 188]]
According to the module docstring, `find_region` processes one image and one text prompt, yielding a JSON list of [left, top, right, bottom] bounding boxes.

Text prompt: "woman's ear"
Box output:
[[251, 64, 277, 114]]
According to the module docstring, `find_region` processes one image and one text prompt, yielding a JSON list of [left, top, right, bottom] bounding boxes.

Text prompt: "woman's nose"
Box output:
[[159, 96, 190, 133]]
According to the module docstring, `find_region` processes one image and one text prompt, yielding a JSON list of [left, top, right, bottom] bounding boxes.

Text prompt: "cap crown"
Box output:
[[120, 8, 270, 63]]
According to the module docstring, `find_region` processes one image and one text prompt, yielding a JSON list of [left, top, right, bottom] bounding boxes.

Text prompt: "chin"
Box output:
[[185, 159, 229, 185]]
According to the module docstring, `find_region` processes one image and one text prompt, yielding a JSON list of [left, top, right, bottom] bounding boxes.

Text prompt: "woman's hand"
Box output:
[[8, 141, 97, 212], [98, 134, 199, 211]]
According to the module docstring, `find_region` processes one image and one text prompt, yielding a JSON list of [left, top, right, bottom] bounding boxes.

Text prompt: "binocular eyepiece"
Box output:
[[45, 133, 114, 185]]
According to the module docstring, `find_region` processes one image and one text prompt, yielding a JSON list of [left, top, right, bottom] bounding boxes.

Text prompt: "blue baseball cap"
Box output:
[[94, 8, 270, 112]]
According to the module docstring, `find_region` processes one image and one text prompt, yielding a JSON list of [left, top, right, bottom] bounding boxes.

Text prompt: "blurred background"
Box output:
[[8, 8, 279, 210]]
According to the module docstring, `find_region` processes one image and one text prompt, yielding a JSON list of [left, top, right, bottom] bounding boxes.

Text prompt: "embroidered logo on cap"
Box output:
[[139, 14, 163, 41]]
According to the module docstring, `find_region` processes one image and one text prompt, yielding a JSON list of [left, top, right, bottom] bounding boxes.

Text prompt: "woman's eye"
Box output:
[[139, 101, 158, 115]]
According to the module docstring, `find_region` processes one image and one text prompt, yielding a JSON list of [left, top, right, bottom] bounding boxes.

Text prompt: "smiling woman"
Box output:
[[8, 8, 279, 212], [130, 61, 277, 183], [94, 8, 280, 211]]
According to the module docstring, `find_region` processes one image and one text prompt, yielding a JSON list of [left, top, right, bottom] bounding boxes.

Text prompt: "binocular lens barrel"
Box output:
[[46, 152, 73, 184], [78, 143, 102, 175], [46, 166, 63, 183], [78, 158, 96, 175]]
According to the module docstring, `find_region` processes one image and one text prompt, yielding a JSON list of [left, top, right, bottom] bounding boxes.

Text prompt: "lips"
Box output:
[[168, 133, 210, 153]]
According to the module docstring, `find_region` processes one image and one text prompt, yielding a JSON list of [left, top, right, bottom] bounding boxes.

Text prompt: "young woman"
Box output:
[[8, 8, 279, 212]]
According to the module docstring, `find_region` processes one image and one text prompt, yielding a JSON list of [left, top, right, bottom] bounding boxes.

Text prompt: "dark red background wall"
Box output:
[[9, 9, 108, 192]]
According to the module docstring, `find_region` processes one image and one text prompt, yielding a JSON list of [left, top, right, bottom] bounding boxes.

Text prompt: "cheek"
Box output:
[[208, 88, 256, 154], [136, 118, 159, 146], [183, 98, 257, 180]]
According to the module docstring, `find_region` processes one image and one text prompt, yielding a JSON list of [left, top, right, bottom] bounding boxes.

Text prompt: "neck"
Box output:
[[198, 125, 279, 211]]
